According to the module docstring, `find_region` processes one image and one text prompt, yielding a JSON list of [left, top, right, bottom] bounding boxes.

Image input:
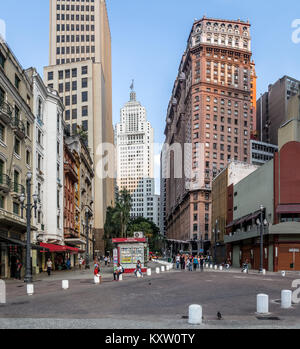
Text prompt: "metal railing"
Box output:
[[11, 117, 25, 134], [0, 174, 11, 188], [11, 182, 25, 195]]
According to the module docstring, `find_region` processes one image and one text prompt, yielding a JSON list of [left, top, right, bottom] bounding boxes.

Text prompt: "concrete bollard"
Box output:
[[94, 275, 100, 284], [257, 294, 269, 314], [137, 273, 141, 278], [210, 265, 213, 269], [262, 269, 266, 275], [119, 274, 123, 281], [156, 267, 160, 274], [0, 280, 6, 304], [166, 266, 170, 271], [188, 305, 203, 325], [281, 271, 286, 277], [62, 280, 69, 290], [161, 266, 165, 273], [219, 266, 223, 271], [147, 268, 152, 276], [27, 284, 34, 296], [206, 264, 209, 268], [214, 265, 218, 270], [281, 290, 292, 309]]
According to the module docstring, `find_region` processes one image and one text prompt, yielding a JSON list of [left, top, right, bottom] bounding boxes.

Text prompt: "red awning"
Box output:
[[276, 205, 300, 214], [39, 243, 79, 254]]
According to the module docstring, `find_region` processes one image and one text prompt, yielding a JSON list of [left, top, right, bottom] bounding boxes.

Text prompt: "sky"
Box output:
[[1, 0, 300, 193]]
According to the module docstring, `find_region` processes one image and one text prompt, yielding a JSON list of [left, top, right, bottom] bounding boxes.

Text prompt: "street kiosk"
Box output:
[[112, 238, 148, 273]]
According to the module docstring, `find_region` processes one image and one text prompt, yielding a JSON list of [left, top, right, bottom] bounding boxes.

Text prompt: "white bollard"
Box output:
[[147, 268, 152, 276], [166, 266, 170, 271], [257, 294, 269, 314], [156, 267, 160, 274], [281, 271, 286, 277], [119, 274, 123, 281], [219, 266, 223, 271], [243, 269, 247, 274], [27, 284, 34, 296], [206, 264, 209, 268], [188, 304, 203, 325], [214, 265, 218, 270], [161, 266, 165, 273], [137, 272, 141, 278], [281, 290, 292, 309], [262, 269, 266, 275], [62, 280, 69, 290], [0, 280, 6, 304], [94, 275, 100, 284], [210, 265, 213, 269]]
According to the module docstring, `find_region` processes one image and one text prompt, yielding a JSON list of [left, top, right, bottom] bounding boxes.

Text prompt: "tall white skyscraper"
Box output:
[[115, 84, 160, 227]]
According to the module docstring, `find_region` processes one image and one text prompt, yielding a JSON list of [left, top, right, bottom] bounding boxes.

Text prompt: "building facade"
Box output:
[[44, 0, 114, 254], [225, 119, 300, 271], [0, 42, 35, 279], [257, 76, 300, 145], [115, 87, 160, 226], [163, 17, 256, 254], [250, 139, 278, 166], [211, 161, 258, 262]]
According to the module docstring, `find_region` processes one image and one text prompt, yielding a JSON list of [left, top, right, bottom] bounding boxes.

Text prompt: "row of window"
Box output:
[[48, 66, 88, 81], [56, 45, 95, 55]]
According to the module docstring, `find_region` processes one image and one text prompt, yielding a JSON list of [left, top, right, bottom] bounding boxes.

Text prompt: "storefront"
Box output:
[[112, 238, 148, 273], [39, 243, 79, 271]]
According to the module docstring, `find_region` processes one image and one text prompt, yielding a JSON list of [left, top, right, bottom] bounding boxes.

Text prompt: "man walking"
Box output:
[[200, 255, 205, 272], [176, 254, 180, 270], [46, 258, 52, 276], [15, 259, 22, 280]]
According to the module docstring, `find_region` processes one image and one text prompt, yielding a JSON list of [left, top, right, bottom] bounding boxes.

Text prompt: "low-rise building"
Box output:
[[225, 120, 300, 271]]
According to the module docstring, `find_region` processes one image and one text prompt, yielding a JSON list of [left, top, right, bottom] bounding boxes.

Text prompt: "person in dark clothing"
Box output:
[[15, 259, 22, 280], [200, 256, 205, 272], [180, 255, 184, 270]]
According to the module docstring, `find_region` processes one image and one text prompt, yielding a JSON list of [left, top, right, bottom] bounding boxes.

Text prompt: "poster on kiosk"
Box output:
[[112, 233, 148, 273]]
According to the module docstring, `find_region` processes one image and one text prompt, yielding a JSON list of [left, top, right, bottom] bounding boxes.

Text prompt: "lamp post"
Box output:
[[257, 205, 268, 274], [19, 172, 38, 284], [214, 219, 219, 264], [84, 206, 93, 269]]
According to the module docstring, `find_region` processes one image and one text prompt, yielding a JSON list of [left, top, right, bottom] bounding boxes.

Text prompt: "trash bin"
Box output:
[[168, 258, 172, 263]]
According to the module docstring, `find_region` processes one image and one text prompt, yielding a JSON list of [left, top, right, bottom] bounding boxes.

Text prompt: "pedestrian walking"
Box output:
[[176, 254, 180, 270], [200, 255, 204, 272], [15, 259, 22, 280], [134, 260, 143, 278], [79, 257, 83, 270], [180, 255, 184, 270], [193, 255, 199, 271], [46, 258, 52, 276], [104, 256, 108, 266], [66, 258, 71, 270]]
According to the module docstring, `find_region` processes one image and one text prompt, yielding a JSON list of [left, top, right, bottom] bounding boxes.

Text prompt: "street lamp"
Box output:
[[84, 206, 93, 269], [214, 219, 220, 264], [256, 205, 266, 273], [20, 171, 38, 283]]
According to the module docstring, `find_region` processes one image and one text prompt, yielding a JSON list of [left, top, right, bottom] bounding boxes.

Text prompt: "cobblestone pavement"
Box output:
[[1, 263, 300, 329]]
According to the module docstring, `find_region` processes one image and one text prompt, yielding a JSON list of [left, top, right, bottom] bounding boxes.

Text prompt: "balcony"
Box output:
[[0, 101, 12, 124], [64, 163, 78, 183], [0, 174, 11, 193], [11, 117, 26, 139], [11, 182, 25, 198]]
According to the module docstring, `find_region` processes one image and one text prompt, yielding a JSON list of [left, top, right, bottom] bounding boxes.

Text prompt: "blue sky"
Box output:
[[1, 0, 300, 193]]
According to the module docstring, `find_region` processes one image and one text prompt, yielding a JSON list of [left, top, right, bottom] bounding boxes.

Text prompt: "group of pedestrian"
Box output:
[[175, 253, 206, 272]]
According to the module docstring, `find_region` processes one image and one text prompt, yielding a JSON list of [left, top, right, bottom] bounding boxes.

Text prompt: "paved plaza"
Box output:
[[0, 264, 300, 329]]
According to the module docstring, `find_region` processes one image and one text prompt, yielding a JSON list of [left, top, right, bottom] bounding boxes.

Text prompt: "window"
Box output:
[[14, 138, 20, 155], [82, 105, 88, 117], [26, 150, 30, 166], [82, 66, 88, 75], [48, 72, 53, 81], [13, 202, 20, 216], [82, 78, 88, 88], [15, 75, 20, 89], [0, 123, 4, 142], [82, 92, 88, 102]]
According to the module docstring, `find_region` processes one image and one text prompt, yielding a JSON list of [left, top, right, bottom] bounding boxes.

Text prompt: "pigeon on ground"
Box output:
[[217, 312, 222, 320]]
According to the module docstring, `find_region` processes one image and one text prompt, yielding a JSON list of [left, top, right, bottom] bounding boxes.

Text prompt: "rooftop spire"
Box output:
[[130, 79, 136, 101]]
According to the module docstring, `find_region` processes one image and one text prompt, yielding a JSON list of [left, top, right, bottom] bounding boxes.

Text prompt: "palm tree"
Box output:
[[113, 188, 132, 238]]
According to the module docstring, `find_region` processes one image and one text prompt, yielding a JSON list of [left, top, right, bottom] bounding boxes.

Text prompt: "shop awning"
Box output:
[[39, 243, 79, 254], [276, 205, 300, 214]]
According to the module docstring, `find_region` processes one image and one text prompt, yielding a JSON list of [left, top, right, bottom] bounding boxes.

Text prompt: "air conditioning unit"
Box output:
[[134, 232, 144, 239]]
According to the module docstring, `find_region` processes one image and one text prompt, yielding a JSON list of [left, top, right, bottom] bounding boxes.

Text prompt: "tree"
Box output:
[[113, 188, 132, 238], [127, 216, 163, 252]]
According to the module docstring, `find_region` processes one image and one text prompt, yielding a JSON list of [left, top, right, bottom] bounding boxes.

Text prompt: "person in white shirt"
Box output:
[[46, 258, 52, 276]]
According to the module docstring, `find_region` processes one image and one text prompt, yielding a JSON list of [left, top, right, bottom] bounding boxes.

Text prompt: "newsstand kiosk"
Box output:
[[112, 238, 148, 273]]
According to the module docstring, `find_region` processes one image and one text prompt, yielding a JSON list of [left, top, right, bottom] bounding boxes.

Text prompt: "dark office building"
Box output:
[[257, 76, 300, 145]]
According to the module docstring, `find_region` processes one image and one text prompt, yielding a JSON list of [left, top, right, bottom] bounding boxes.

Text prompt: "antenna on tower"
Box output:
[[130, 79, 134, 91]]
